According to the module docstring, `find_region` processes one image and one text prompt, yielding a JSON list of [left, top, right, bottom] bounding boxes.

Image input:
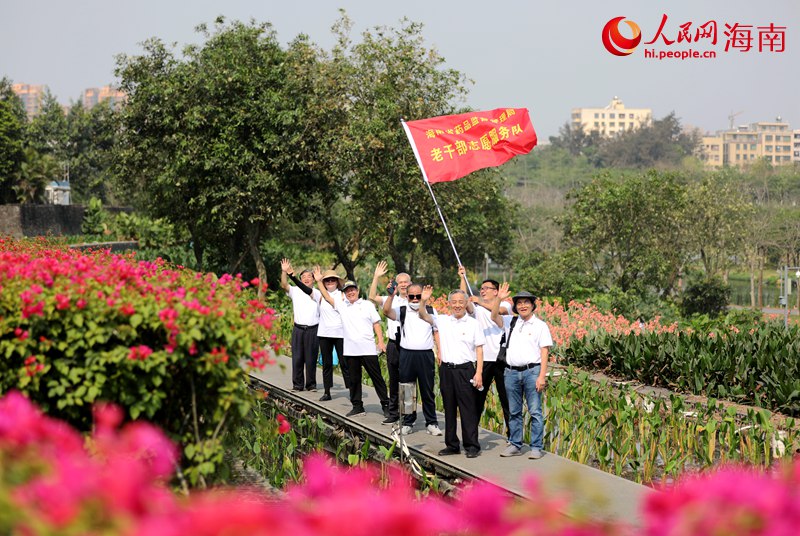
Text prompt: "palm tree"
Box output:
[[13, 147, 59, 203]]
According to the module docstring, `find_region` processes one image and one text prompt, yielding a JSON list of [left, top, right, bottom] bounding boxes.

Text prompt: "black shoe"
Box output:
[[346, 407, 366, 417], [382, 416, 399, 425], [381, 404, 390, 418], [438, 448, 460, 456], [291, 387, 304, 392], [319, 393, 332, 401], [307, 386, 317, 392], [465, 450, 480, 459]]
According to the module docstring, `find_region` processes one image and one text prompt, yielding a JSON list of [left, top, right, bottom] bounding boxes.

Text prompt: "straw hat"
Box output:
[[321, 270, 345, 288]]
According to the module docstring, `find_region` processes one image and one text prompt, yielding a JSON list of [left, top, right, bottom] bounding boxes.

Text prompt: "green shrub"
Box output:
[[680, 276, 731, 318], [0, 238, 276, 486]]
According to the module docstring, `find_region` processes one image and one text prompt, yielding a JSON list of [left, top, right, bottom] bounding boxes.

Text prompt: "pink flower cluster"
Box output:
[[0, 238, 277, 371], [3, 391, 800, 535]]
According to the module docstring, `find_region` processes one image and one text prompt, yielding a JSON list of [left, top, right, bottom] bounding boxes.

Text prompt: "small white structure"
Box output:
[[45, 180, 71, 205]]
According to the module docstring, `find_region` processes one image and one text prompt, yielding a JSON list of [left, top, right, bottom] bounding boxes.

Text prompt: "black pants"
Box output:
[[319, 336, 348, 392], [346, 354, 389, 411], [476, 360, 510, 437], [440, 363, 481, 453], [385, 340, 401, 420], [399, 348, 437, 427], [291, 324, 318, 390]]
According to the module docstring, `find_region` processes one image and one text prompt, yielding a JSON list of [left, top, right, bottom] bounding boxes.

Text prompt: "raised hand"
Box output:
[[457, 265, 466, 277], [280, 258, 293, 274], [421, 285, 434, 302], [313, 265, 323, 282], [498, 281, 511, 301], [374, 260, 388, 278]]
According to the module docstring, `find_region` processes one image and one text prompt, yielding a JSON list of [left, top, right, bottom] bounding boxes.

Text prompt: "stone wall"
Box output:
[[0, 205, 131, 238]]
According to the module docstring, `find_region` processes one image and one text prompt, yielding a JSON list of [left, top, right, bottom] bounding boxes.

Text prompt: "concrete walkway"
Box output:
[[250, 356, 655, 526]]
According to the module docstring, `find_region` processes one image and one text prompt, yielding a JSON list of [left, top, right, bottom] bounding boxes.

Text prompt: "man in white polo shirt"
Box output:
[[280, 258, 320, 392], [368, 261, 411, 425], [383, 283, 443, 437], [314, 267, 390, 418], [458, 266, 512, 439], [491, 282, 553, 459], [419, 287, 485, 458]]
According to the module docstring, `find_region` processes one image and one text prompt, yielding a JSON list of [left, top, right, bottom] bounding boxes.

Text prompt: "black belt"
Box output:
[[442, 362, 474, 369], [507, 363, 538, 371], [294, 323, 318, 330]]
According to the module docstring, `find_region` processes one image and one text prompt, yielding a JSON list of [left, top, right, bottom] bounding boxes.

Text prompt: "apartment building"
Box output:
[[701, 119, 794, 168], [11, 83, 46, 118], [82, 85, 127, 110], [570, 97, 653, 137]]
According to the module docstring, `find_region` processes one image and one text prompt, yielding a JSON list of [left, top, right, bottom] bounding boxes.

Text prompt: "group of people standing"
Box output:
[[280, 258, 553, 460]]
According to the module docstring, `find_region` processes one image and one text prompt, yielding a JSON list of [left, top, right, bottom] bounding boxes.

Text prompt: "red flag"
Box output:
[[402, 108, 537, 184]]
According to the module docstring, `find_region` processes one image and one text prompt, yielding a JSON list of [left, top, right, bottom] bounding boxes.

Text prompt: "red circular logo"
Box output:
[[602, 16, 642, 56]]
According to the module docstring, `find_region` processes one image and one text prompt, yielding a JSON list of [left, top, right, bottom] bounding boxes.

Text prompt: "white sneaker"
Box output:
[[426, 424, 443, 436], [400, 425, 413, 435]]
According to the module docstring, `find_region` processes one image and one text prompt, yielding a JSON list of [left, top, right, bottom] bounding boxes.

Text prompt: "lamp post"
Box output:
[[780, 266, 800, 328]]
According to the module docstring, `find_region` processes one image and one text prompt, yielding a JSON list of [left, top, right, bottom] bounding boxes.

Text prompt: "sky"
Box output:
[[1, 0, 798, 139]]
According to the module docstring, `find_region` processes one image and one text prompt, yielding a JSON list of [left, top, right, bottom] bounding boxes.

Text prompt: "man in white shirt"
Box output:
[[368, 261, 411, 425], [314, 267, 389, 418], [383, 283, 443, 437], [491, 283, 553, 460], [419, 287, 485, 458], [459, 266, 512, 439], [316, 269, 348, 401], [281, 258, 320, 392]]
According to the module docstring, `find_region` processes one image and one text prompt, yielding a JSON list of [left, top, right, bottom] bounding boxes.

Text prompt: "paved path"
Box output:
[[250, 356, 655, 526]]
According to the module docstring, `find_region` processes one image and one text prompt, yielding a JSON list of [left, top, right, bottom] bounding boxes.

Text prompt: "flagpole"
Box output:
[[401, 119, 474, 296]]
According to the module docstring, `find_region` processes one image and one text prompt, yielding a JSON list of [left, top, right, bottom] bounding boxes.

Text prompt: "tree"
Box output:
[[0, 78, 25, 203], [315, 13, 513, 282], [65, 101, 120, 203], [561, 170, 690, 296], [548, 121, 601, 159], [595, 112, 701, 169], [13, 147, 59, 203], [115, 18, 329, 295], [683, 173, 753, 277], [25, 90, 68, 160]]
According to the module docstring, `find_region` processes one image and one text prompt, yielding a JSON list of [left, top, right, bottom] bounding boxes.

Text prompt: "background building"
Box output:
[[82, 85, 127, 110], [700, 119, 794, 168], [571, 97, 652, 137], [11, 83, 46, 118], [793, 129, 800, 163]]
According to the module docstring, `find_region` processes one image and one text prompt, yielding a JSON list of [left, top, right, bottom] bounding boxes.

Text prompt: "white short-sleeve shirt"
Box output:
[[434, 314, 485, 365], [288, 285, 320, 326], [501, 314, 553, 367], [380, 295, 408, 341], [471, 301, 511, 362], [317, 289, 343, 338], [393, 305, 436, 351], [335, 297, 381, 356]]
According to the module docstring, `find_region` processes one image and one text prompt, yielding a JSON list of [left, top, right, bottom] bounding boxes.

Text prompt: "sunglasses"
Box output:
[[407, 294, 422, 300]]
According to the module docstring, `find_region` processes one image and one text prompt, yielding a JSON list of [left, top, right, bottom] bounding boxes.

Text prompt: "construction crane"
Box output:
[[728, 110, 743, 129]]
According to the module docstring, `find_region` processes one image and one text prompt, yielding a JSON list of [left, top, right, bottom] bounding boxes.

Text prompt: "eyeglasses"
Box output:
[[407, 294, 422, 300], [479, 286, 497, 291]]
